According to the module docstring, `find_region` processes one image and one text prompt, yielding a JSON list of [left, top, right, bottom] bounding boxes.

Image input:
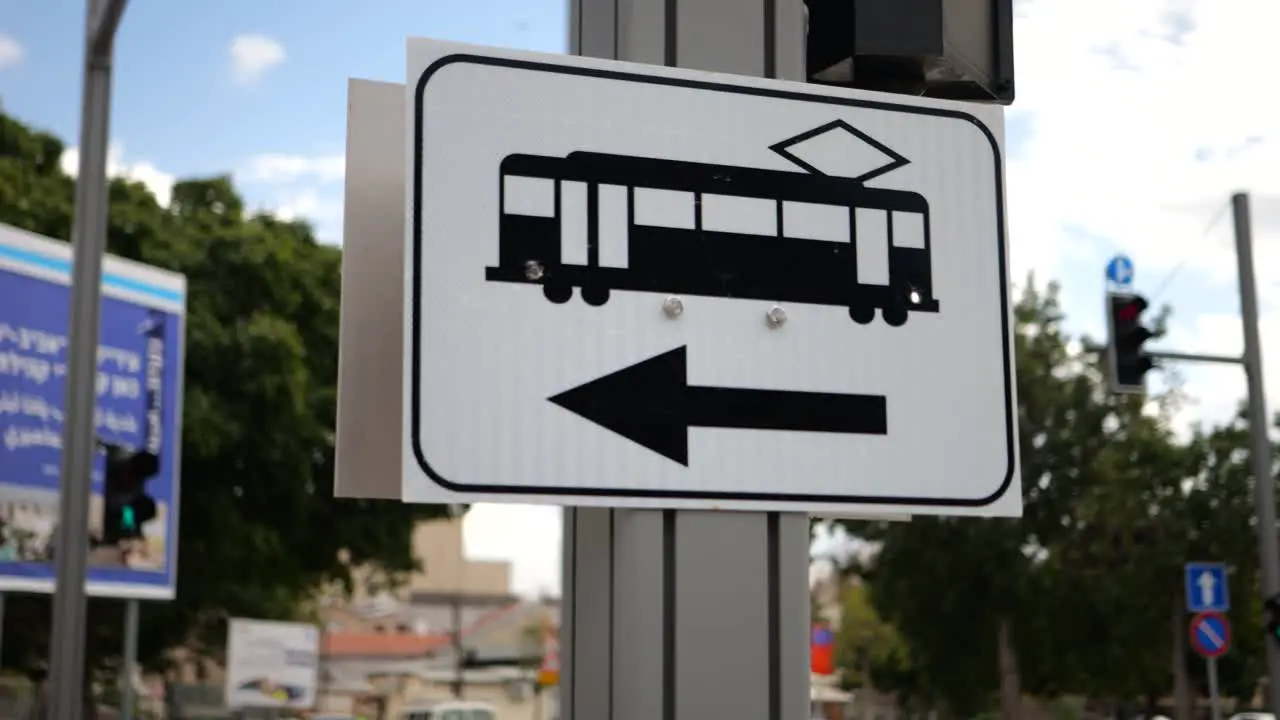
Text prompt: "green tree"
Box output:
[[0, 110, 449, 673], [838, 275, 1275, 717], [834, 581, 918, 701], [840, 277, 1189, 717], [1033, 393, 1196, 708]]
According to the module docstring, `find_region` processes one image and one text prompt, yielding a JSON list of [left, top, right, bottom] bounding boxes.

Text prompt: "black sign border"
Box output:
[[410, 52, 1016, 508]]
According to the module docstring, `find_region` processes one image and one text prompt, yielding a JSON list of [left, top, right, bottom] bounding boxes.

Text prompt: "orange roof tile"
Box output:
[[321, 601, 556, 659], [322, 632, 451, 657]]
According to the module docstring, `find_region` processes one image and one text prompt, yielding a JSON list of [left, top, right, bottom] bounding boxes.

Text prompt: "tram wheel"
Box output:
[[882, 303, 908, 327], [543, 283, 573, 304], [848, 305, 875, 324], [582, 284, 611, 307]]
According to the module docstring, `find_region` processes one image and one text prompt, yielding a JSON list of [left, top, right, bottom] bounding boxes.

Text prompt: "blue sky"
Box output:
[[0, 0, 567, 241], [2, 0, 1279, 594]]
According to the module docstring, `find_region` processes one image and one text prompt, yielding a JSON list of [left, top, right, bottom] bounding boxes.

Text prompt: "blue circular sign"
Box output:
[[1106, 254, 1135, 287], [812, 626, 834, 646], [1190, 611, 1231, 658]]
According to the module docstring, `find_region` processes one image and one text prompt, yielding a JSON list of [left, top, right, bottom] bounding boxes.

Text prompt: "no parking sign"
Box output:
[[1190, 611, 1231, 658]]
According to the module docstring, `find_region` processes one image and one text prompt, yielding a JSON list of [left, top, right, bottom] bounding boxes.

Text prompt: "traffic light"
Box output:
[[805, 0, 1015, 104], [101, 444, 159, 545], [1266, 594, 1280, 645], [1106, 292, 1155, 394]]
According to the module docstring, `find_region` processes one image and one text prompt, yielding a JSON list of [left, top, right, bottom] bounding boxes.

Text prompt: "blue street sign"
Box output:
[[1189, 611, 1231, 658], [1185, 562, 1230, 613], [0, 227, 186, 600], [1106, 254, 1135, 287]]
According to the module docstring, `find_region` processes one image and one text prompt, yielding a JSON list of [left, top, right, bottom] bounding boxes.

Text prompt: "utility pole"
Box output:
[[49, 1, 129, 716], [451, 592, 464, 698], [1233, 192, 1280, 713]]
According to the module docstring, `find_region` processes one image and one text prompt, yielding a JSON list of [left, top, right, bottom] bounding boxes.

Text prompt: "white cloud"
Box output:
[[59, 143, 175, 208], [228, 34, 285, 86], [237, 153, 345, 241], [271, 188, 321, 222], [464, 504, 562, 597], [250, 188, 343, 243], [240, 154, 344, 185], [1009, 0, 1280, 286], [1160, 309, 1280, 439], [0, 34, 22, 70]]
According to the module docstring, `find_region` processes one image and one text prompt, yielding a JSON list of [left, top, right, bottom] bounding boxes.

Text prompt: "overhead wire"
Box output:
[[1145, 198, 1233, 305]]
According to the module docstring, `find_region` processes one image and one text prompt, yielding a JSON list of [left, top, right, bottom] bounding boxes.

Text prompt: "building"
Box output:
[[316, 516, 560, 719]]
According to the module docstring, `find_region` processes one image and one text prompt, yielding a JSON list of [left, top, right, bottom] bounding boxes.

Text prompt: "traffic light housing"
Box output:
[[805, 0, 1015, 104], [1266, 594, 1280, 645], [1106, 292, 1155, 394], [101, 444, 159, 545]]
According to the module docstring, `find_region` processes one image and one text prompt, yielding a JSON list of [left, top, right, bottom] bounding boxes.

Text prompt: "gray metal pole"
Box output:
[[1207, 656, 1222, 720], [1234, 191, 1280, 713], [451, 593, 464, 698], [560, 4, 812, 719], [0, 593, 7, 673], [120, 600, 139, 720], [48, 0, 117, 716]]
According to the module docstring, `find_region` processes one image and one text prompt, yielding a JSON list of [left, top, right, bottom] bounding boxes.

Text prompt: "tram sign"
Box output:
[[402, 38, 1019, 516]]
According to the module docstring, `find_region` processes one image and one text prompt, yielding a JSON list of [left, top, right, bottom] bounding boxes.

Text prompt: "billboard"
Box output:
[[0, 222, 185, 599], [225, 618, 320, 710]]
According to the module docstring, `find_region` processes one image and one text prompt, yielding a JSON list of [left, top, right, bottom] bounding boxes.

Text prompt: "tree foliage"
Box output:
[[0, 109, 449, 672], [835, 582, 917, 702], [832, 278, 1273, 716]]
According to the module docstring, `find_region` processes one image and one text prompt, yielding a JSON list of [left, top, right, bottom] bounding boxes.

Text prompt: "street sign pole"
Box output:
[[121, 599, 139, 720], [1189, 610, 1231, 720], [1232, 192, 1280, 714], [1186, 570, 1231, 720], [49, 0, 127, 715], [1207, 656, 1222, 720], [562, 2, 812, 718]]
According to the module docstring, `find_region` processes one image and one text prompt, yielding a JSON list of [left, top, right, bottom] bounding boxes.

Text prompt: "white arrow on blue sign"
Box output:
[[1106, 254, 1134, 287], [1185, 562, 1229, 613]]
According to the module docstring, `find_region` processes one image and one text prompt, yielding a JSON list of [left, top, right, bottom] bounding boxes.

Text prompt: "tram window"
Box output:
[[854, 208, 890, 286], [598, 184, 629, 268], [702, 194, 776, 236], [560, 181, 589, 266], [502, 175, 555, 217], [634, 188, 696, 229], [892, 211, 926, 249], [782, 201, 849, 243]]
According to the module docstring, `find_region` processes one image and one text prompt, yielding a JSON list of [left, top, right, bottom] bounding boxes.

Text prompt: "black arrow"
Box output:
[[548, 346, 887, 466]]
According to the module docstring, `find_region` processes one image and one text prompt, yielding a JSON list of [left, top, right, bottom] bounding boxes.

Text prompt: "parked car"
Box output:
[[397, 700, 498, 720]]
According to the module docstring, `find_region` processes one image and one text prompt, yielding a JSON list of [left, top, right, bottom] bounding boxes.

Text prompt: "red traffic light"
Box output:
[[1115, 296, 1148, 324], [1107, 292, 1153, 394]]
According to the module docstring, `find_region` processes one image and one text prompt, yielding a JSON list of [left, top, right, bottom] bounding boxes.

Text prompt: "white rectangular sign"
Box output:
[[404, 39, 1020, 516], [225, 618, 320, 710]]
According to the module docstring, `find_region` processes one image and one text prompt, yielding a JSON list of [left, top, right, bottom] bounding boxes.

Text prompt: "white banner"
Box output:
[[224, 618, 320, 710]]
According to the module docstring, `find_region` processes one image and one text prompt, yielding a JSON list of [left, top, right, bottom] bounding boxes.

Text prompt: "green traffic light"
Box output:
[[122, 506, 135, 530]]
